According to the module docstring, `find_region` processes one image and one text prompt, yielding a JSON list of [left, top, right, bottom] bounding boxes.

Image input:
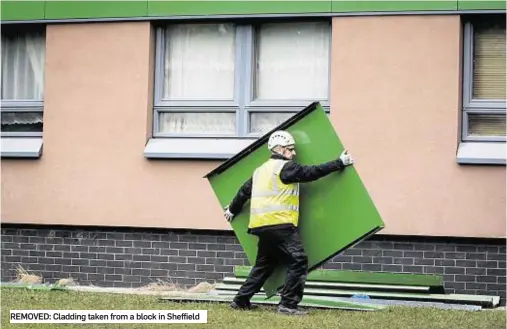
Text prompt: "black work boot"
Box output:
[[230, 301, 259, 310], [277, 304, 308, 316]]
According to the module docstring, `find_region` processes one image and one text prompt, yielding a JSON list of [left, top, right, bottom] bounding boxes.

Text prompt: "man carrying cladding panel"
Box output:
[[223, 130, 354, 316]]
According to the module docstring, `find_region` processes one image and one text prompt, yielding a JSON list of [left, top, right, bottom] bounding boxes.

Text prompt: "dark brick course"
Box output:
[[1, 225, 505, 304]]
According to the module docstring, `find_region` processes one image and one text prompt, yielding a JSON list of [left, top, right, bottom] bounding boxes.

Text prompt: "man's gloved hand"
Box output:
[[224, 205, 235, 222], [339, 149, 354, 166]]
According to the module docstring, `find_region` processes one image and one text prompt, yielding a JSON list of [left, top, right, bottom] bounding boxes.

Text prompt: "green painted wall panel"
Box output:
[[204, 102, 385, 297], [332, 0, 458, 12], [44, 1, 148, 20], [458, 1, 506, 10], [4, 0, 504, 23], [1, 1, 46, 21], [148, 1, 331, 16]]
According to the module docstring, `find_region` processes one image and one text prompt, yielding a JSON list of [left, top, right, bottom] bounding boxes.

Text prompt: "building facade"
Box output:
[[1, 1, 506, 303]]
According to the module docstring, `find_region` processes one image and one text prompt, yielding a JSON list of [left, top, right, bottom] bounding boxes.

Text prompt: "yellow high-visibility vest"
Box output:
[[249, 158, 300, 229]]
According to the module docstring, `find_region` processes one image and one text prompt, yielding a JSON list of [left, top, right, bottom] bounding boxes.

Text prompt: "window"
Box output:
[[458, 15, 506, 165], [462, 16, 506, 143], [1, 26, 46, 138], [153, 21, 331, 140]]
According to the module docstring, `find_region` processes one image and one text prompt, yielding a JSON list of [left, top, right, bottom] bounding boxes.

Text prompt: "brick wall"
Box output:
[[1, 224, 505, 304]]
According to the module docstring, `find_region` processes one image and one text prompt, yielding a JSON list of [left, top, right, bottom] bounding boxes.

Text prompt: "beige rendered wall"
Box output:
[[330, 15, 505, 238], [0, 22, 229, 231], [1, 17, 505, 238]]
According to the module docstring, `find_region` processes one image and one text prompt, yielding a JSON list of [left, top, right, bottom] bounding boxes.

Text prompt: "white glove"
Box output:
[[339, 149, 354, 166], [224, 205, 235, 222]]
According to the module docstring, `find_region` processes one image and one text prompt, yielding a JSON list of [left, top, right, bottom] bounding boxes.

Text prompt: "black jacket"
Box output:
[[228, 153, 347, 234]]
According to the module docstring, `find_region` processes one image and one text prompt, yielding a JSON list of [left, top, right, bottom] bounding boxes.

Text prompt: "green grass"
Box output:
[[1, 287, 505, 329]]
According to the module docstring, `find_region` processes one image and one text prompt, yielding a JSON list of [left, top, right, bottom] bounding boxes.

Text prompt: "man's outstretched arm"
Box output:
[[280, 151, 354, 184], [226, 177, 253, 216]]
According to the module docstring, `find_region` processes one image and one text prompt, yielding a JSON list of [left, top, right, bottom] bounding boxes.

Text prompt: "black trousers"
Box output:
[[233, 226, 309, 309]]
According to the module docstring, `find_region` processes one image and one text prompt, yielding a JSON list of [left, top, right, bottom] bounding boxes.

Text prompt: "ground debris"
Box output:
[[14, 265, 42, 285]]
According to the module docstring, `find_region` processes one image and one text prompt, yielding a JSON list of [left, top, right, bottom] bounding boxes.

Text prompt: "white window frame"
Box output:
[[1, 25, 46, 158], [0, 104, 44, 138], [1, 26, 45, 138], [462, 20, 506, 142], [152, 20, 331, 140], [458, 16, 506, 165]]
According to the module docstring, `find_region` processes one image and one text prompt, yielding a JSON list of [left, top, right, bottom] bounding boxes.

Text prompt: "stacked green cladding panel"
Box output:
[[160, 295, 382, 311], [204, 102, 385, 298], [234, 266, 444, 289], [1, 1, 505, 22]]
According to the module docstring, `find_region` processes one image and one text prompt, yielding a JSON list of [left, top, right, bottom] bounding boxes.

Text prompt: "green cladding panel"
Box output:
[[234, 266, 444, 288], [1, 1, 46, 21], [204, 102, 385, 297], [332, 0, 458, 12], [458, 1, 506, 10], [5, 1, 505, 23], [147, 1, 331, 16], [44, 1, 148, 20]]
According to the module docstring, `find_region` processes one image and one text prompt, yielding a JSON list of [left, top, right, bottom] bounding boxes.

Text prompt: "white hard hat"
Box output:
[[268, 130, 295, 150]]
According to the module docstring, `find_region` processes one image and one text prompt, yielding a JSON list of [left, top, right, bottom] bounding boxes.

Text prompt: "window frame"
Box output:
[[152, 19, 332, 140], [462, 18, 506, 143], [0, 104, 44, 138], [1, 25, 46, 138]]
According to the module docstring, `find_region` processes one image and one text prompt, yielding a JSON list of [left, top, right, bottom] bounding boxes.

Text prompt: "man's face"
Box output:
[[282, 145, 296, 160]]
